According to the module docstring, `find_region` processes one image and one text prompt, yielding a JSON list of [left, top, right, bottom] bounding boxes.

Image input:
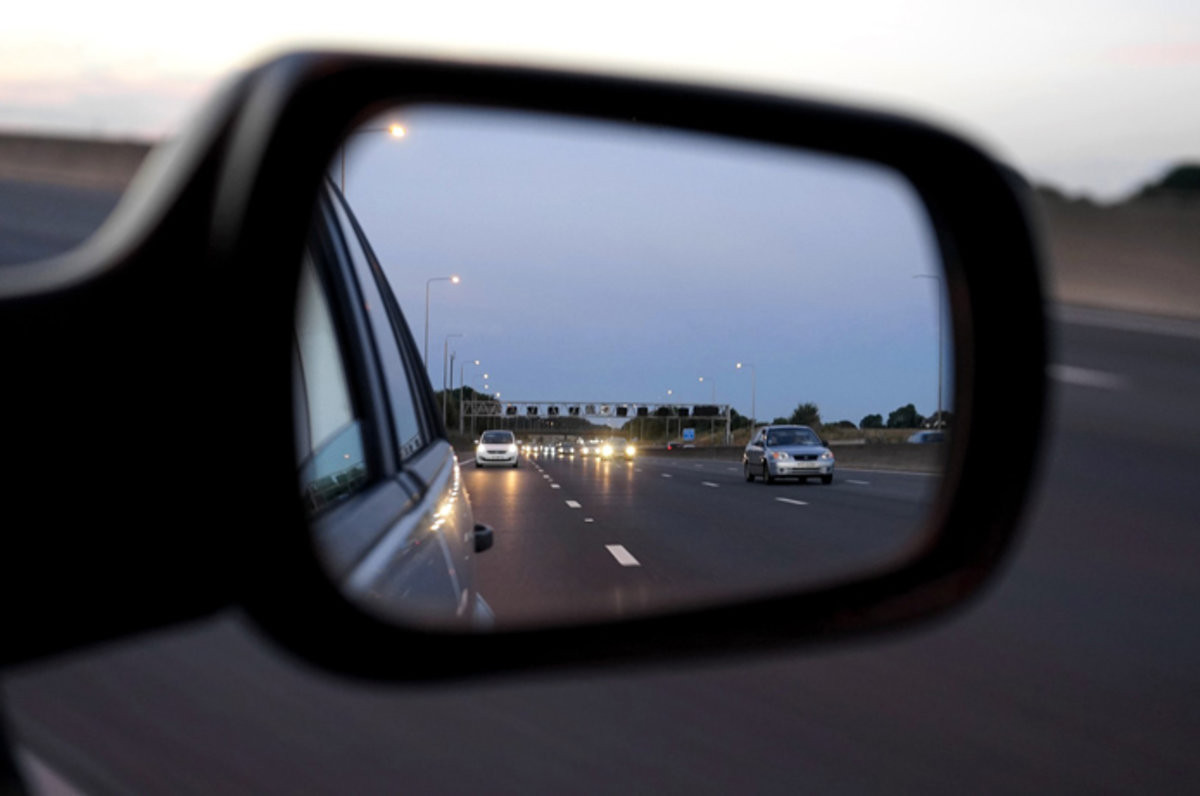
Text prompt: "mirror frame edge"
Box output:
[[211, 50, 1048, 681]]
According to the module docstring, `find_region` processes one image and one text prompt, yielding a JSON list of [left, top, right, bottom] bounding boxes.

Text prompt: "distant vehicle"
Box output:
[[578, 438, 601, 456], [475, 429, 519, 468], [907, 430, 946, 444], [555, 440, 576, 456], [743, 424, 835, 484], [600, 438, 636, 460], [665, 440, 695, 451]]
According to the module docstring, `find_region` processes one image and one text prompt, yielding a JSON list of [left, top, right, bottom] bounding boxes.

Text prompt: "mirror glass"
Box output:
[[299, 104, 952, 631]]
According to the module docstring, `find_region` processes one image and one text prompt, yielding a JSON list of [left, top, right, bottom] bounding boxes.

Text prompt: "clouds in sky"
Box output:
[[3, 0, 1197, 194]]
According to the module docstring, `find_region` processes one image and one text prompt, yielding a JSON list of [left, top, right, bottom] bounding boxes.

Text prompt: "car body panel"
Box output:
[[300, 183, 487, 628]]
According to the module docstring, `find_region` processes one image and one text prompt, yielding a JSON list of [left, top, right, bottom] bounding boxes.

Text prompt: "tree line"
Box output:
[[771, 402, 951, 430]]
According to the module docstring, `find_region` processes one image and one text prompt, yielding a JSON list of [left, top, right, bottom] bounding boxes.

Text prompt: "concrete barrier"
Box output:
[[0, 132, 152, 191], [638, 443, 945, 473]]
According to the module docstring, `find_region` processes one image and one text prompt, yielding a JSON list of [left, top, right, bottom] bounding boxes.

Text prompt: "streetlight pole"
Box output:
[[665, 389, 674, 441], [460, 359, 480, 436], [736, 361, 756, 439], [424, 275, 460, 369], [442, 333, 463, 426], [914, 274, 944, 426]]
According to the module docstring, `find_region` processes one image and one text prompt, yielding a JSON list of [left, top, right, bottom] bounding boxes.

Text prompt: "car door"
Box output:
[[295, 183, 486, 628]]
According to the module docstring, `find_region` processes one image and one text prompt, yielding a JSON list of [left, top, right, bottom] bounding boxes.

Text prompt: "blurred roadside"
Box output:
[[1037, 166, 1200, 320], [1, 132, 1196, 321]]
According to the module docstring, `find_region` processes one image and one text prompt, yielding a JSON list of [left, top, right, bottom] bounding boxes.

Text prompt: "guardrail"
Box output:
[[636, 444, 945, 473]]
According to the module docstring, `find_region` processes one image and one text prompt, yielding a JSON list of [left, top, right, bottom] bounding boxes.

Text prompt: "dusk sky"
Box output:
[[341, 106, 945, 424], [5, 1, 1198, 200], [6, 1, 1197, 422]]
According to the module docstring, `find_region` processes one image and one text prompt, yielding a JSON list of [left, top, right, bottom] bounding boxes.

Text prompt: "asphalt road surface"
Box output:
[[466, 452, 935, 626], [4, 179, 1200, 793]]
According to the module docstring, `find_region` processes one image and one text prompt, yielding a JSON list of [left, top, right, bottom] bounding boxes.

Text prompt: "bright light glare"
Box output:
[[388, 124, 406, 138]]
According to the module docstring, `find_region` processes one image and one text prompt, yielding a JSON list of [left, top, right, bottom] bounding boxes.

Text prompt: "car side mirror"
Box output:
[[0, 51, 1046, 680]]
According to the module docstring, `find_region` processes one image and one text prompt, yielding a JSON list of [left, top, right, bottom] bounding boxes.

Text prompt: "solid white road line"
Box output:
[[550, 484, 561, 489], [775, 497, 808, 506], [1047, 364, 1127, 390], [605, 544, 641, 566], [565, 500, 582, 509], [584, 517, 595, 523], [847, 479, 870, 485], [661, 473, 673, 478], [702, 481, 719, 488]]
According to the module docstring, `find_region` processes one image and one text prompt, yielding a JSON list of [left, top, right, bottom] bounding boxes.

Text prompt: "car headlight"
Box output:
[[602, 444, 614, 457], [820, 451, 834, 460], [625, 445, 636, 457], [770, 451, 790, 461], [507, 444, 518, 453], [476, 444, 486, 455]]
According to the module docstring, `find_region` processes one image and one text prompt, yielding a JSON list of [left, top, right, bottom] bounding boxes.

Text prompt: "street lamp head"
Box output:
[[388, 124, 406, 138], [450, 275, 461, 284]]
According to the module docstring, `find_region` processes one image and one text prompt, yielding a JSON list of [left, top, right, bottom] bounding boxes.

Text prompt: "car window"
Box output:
[[294, 252, 368, 514], [329, 193, 429, 460]]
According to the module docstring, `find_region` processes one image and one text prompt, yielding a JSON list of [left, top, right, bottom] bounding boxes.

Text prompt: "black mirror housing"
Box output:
[[0, 51, 1047, 679]]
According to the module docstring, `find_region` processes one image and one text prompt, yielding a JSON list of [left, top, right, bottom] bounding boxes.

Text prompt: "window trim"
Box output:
[[328, 184, 444, 464], [304, 189, 398, 486]]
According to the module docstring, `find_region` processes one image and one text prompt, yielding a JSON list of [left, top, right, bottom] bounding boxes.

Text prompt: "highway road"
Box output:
[[3, 179, 1200, 793], [466, 452, 935, 626]]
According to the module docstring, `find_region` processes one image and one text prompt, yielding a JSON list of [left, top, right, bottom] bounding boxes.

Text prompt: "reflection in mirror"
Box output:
[[301, 104, 953, 631]]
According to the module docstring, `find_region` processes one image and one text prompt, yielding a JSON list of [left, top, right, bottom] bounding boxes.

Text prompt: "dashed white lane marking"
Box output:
[[550, 484, 561, 489], [661, 473, 673, 478], [605, 544, 641, 567], [776, 497, 808, 506], [1047, 364, 1127, 390], [565, 500, 582, 509], [542, 474, 551, 479], [847, 479, 870, 485], [584, 517, 595, 523], [702, 481, 719, 488], [727, 467, 738, 472]]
